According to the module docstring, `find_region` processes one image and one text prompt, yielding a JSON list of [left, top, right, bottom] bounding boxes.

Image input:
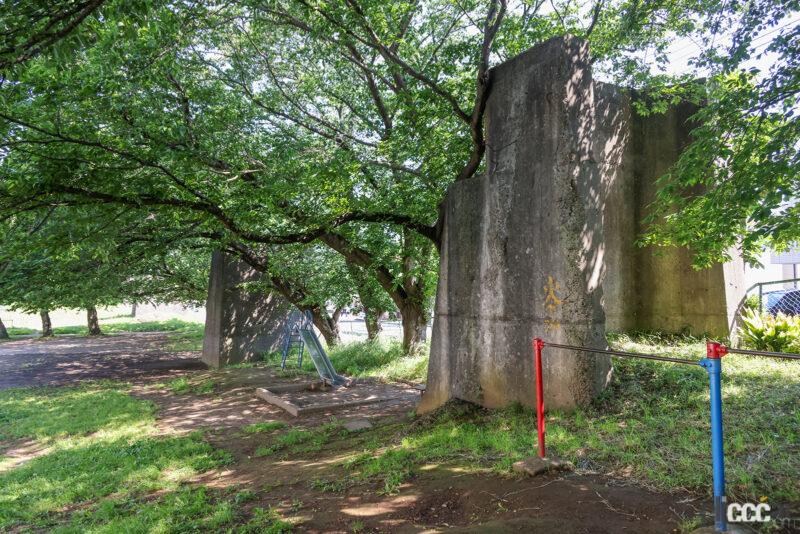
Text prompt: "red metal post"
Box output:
[[534, 337, 546, 458], [707, 341, 728, 359]]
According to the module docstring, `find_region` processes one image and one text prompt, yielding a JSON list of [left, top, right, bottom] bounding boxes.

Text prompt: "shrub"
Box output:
[[741, 294, 762, 313], [738, 308, 800, 353]]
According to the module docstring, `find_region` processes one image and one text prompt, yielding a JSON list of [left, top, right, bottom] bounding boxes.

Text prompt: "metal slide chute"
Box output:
[[281, 311, 349, 387], [300, 328, 349, 386]]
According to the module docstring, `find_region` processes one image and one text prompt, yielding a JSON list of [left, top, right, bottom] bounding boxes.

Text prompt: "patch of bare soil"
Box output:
[[0, 333, 205, 389], [221, 465, 709, 534], [132, 367, 420, 436], [0, 438, 51, 473]]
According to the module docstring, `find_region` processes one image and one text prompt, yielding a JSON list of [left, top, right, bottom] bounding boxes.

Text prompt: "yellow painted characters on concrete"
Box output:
[[543, 275, 562, 331]]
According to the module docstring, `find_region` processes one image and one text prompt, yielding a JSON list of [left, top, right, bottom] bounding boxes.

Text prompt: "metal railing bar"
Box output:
[[543, 342, 699, 365], [724, 347, 800, 360], [743, 277, 800, 295]]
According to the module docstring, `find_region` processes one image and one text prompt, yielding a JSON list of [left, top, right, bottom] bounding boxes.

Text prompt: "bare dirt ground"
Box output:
[[0, 333, 205, 389], [0, 333, 715, 533]]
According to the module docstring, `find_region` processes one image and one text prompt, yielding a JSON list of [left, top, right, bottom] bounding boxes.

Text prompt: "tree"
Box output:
[[40, 310, 53, 337], [0, 0, 110, 70], [347, 264, 395, 340], [0, 211, 129, 334], [0, 316, 9, 339], [1, 0, 445, 352], [0, 0, 729, 359], [239, 243, 358, 347], [86, 306, 101, 336], [642, 1, 800, 267], [0, 206, 211, 335], [0, 226, 66, 337]]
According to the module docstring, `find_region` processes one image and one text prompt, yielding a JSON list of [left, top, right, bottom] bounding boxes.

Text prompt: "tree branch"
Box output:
[[455, 0, 507, 182], [0, 0, 106, 69]]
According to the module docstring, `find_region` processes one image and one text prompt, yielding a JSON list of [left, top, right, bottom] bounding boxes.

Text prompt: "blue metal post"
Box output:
[[701, 342, 728, 532]]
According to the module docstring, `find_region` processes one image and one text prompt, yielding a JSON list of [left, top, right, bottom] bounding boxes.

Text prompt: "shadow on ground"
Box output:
[[0, 333, 205, 389]]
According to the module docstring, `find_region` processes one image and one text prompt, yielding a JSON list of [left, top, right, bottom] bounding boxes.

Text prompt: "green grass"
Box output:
[[165, 376, 216, 395], [38, 319, 205, 352], [103, 318, 202, 333], [159, 321, 205, 351], [337, 333, 800, 500], [265, 339, 428, 383], [240, 507, 294, 533], [254, 422, 344, 457], [327, 339, 428, 382], [0, 382, 152, 442], [164, 331, 204, 351], [166, 376, 192, 393], [5, 326, 36, 336], [242, 421, 288, 434], [0, 382, 292, 532], [51, 324, 89, 335], [51, 319, 204, 338]]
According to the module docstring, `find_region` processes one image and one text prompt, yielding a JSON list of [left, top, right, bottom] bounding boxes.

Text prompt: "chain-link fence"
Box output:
[[744, 278, 800, 316]]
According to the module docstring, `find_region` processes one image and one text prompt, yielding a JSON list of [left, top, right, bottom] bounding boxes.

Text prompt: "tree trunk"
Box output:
[[400, 303, 427, 355], [364, 309, 385, 341], [130, 302, 137, 317], [331, 306, 345, 342], [320, 232, 432, 355], [309, 306, 341, 348], [40, 310, 53, 337], [87, 306, 102, 336], [0, 316, 9, 339]]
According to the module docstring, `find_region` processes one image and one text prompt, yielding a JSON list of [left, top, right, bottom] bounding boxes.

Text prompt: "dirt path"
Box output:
[[0, 333, 716, 532], [187, 421, 708, 534], [192, 433, 709, 533], [0, 333, 205, 389]]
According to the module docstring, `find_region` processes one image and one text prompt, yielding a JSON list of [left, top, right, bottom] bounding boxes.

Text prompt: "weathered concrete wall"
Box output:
[[600, 91, 744, 335], [419, 37, 612, 413], [202, 251, 293, 368], [595, 82, 636, 332], [420, 35, 744, 413]]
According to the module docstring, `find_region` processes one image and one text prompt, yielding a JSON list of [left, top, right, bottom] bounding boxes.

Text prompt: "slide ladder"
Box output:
[[280, 317, 305, 369]]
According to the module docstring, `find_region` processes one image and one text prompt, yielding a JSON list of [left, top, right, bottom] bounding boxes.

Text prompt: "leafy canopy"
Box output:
[[642, 1, 800, 266]]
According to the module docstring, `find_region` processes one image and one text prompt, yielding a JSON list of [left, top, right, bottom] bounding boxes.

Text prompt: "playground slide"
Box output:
[[300, 329, 349, 386]]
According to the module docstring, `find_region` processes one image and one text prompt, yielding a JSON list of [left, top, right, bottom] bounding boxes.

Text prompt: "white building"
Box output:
[[743, 248, 800, 290]]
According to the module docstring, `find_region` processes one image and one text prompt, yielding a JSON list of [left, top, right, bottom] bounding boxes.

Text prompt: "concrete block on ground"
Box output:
[[256, 382, 418, 417], [603, 93, 744, 336], [512, 456, 573, 477], [421, 36, 611, 413]]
